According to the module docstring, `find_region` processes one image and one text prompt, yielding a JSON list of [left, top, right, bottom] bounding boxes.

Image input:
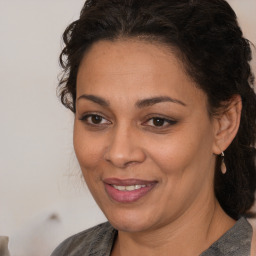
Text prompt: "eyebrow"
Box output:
[[136, 96, 186, 108], [77, 94, 186, 108], [77, 94, 110, 107]]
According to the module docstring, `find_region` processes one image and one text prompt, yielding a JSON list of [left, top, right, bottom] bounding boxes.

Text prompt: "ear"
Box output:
[[212, 95, 242, 155]]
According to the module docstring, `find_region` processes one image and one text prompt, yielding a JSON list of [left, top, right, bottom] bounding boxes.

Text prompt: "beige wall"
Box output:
[[0, 1, 255, 255], [229, 0, 256, 75]]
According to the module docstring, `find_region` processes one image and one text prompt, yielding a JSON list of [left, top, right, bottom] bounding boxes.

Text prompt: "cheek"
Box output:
[[146, 121, 214, 178], [73, 122, 105, 170]]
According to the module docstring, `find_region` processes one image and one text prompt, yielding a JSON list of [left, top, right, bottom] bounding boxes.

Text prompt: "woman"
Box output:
[[51, 0, 256, 255]]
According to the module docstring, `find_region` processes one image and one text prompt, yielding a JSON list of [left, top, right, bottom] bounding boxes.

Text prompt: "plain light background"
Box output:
[[0, 0, 255, 255]]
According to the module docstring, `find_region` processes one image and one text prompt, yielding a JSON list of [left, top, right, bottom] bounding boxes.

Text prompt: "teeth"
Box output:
[[112, 184, 146, 191], [114, 185, 126, 191]]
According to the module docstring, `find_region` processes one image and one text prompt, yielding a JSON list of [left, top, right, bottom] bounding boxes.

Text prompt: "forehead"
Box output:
[[76, 39, 206, 107], [78, 39, 184, 80]]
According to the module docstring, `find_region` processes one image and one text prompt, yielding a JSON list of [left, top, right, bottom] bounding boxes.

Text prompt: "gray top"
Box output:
[[0, 237, 10, 256], [51, 217, 252, 256]]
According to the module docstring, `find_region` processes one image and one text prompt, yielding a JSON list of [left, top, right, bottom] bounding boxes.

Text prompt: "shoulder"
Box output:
[[248, 218, 256, 256], [50, 222, 117, 256], [202, 217, 253, 256]]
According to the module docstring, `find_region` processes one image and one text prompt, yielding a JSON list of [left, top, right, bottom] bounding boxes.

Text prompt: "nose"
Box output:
[[104, 125, 146, 168]]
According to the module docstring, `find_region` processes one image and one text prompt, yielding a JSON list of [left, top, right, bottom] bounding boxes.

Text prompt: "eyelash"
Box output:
[[79, 114, 177, 129], [143, 117, 177, 128], [79, 114, 111, 126]]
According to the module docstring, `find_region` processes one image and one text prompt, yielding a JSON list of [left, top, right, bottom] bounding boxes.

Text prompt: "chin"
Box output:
[[104, 208, 157, 233], [110, 219, 149, 233]]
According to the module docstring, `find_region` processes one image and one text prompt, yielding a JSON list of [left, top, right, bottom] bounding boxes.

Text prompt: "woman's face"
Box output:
[[74, 39, 218, 233]]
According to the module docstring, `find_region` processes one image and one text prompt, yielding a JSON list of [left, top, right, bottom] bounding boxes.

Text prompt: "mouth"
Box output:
[[112, 184, 148, 191], [103, 178, 157, 203]]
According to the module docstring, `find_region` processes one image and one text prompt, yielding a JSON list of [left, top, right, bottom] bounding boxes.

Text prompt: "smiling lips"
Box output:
[[104, 178, 157, 203], [112, 184, 147, 191]]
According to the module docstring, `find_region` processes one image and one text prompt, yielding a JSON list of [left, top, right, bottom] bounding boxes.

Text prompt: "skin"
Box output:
[[74, 39, 240, 255]]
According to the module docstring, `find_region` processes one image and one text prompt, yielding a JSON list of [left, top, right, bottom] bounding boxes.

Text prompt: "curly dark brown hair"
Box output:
[[58, 0, 256, 220]]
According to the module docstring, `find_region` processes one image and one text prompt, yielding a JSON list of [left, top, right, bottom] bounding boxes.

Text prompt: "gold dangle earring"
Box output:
[[220, 152, 227, 174]]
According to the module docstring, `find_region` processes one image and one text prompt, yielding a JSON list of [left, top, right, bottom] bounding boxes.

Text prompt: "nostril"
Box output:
[[103, 129, 146, 167], [124, 160, 138, 167], [104, 147, 146, 168]]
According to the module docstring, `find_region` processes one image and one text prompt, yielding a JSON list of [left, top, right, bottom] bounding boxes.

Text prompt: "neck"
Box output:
[[111, 198, 235, 256]]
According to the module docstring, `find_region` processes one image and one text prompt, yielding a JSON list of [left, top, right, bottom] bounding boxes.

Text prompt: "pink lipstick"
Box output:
[[104, 178, 157, 203]]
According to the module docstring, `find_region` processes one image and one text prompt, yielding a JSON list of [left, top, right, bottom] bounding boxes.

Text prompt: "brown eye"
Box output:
[[143, 116, 177, 128], [79, 114, 111, 126], [91, 115, 103, 124], [152, 118, 165, 126]]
